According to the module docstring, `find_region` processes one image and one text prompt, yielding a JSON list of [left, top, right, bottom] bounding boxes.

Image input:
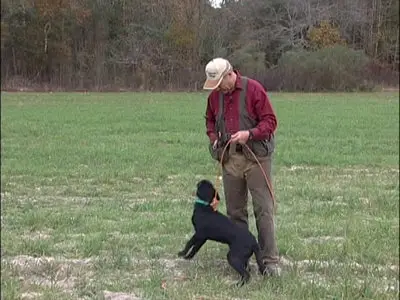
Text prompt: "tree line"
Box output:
[[1, 0, 399, 92]]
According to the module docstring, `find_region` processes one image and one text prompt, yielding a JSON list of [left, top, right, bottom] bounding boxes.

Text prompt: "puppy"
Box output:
[[178, 179, 266, 287]]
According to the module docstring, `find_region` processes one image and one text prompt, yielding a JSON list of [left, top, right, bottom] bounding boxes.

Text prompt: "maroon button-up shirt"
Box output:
[[205, 71, 278, 143]]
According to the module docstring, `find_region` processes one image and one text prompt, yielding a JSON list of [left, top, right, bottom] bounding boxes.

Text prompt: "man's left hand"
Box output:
[[230, 130, 250, 144]]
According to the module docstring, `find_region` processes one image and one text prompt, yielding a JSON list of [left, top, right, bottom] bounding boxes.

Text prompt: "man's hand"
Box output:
[[230, 130, 250, 144]]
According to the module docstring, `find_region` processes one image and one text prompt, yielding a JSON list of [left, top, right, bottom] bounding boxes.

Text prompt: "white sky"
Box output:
[[210, 0, 223, 8]]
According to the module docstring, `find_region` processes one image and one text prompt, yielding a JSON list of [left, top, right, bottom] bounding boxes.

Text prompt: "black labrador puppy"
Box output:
[[178, 179, 267, 287]]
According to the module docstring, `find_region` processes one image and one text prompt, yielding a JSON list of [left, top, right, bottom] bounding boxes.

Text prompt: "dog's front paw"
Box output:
[[178, 251, 194, 260], [245, 264, 252, 273], [234, 280, 245, 288], [234, 275, 249, 287], [177, 251, 186, 257]]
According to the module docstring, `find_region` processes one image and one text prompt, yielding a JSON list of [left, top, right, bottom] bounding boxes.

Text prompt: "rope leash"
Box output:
[[213, 139, 276, 213]]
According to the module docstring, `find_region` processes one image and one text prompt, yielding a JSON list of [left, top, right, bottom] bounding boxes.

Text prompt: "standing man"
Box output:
[[203, 57, 280, 276]]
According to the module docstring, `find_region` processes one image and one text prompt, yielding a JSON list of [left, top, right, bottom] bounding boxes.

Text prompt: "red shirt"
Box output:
[[205, 71, 278, 143]]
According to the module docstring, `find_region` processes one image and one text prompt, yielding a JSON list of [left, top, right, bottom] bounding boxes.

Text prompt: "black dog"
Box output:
[[178, 179, 266, 287]]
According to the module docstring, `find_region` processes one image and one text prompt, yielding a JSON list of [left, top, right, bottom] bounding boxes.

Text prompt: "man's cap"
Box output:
[[203, 58, 233, 90]]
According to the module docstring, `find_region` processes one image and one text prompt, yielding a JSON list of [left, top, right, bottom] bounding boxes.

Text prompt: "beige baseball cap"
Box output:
[[203, 58, 233, 90]]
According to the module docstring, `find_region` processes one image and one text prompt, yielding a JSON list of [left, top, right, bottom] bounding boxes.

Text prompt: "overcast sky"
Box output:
[[210, 0, 222, 8]]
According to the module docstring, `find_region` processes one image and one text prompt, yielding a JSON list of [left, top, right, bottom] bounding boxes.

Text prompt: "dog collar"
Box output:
[[195, 198, 209, 206]]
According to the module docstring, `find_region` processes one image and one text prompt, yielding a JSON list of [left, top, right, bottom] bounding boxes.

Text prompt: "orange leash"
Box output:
[[214, 139, 276, 213]]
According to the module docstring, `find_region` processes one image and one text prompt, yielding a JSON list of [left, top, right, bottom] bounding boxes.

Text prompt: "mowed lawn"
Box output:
[[1, 91, 399, 300]]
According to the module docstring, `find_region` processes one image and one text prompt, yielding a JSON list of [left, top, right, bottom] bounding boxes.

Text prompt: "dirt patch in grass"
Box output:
[[302, 236, 346, 244], [103, 290, 143, 300], [192, 297, 250, 300], [313, 200, 348, 207], [4, 255, 95, 294], [302, 272, 399, 294], [287, 165, 315, 171], [21, 230, 52, 241], [21, 292, 43, 299], [279, 256, 399, 274]]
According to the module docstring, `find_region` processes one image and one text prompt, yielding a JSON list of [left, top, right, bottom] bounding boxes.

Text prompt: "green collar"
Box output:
[[195, 198, 209, 206]]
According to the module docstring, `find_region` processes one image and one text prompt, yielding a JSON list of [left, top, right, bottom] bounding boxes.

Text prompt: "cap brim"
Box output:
[[203, 77, 223, 90]]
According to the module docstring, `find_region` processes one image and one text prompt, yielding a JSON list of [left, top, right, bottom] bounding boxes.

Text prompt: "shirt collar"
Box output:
[[234, 70, 243, 90]]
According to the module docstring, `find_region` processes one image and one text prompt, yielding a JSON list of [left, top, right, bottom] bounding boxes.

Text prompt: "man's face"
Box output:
[[216, 72, 235, 93]]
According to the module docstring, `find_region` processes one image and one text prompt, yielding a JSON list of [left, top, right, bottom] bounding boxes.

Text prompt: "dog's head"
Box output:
[[195, 179, 220, 210]]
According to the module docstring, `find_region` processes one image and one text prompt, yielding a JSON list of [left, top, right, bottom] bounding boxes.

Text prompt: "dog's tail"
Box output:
[[252, 242, 266, 275]]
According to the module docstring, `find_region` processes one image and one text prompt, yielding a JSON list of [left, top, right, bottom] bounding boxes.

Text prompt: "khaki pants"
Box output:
[[222, 145, 279, 264]]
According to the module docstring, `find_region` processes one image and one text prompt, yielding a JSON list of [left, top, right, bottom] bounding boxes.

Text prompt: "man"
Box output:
[[203, 57, 280, 276]]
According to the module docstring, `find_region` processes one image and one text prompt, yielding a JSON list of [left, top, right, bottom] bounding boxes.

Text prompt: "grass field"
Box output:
[[1, 91, 399, 300]]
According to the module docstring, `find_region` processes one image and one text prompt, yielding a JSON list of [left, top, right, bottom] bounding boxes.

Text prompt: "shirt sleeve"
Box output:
[[205, 95, 218, 143], [250, 87, 278, 141]]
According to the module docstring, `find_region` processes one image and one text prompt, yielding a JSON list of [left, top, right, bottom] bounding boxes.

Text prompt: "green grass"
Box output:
[[1, 91, 399, 300]]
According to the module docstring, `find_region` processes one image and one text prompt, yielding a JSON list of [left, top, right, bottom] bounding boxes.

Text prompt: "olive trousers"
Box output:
[[222, 146, 279, 264]]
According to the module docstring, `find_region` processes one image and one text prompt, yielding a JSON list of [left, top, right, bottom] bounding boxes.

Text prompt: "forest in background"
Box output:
[[1, 0, 399, 92]]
